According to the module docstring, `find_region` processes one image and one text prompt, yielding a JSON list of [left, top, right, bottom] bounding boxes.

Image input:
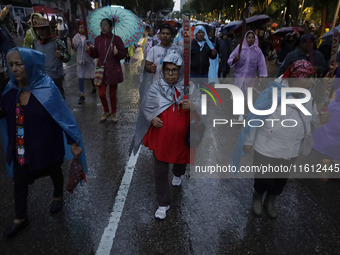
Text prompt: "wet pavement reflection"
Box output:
[[0, 43, 339, 254]]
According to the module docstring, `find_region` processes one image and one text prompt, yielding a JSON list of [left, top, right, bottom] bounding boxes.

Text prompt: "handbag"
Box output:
[[94, 66, 105, 87], [185, 119, 205, 148], [94, 36, 114, 87], [66, 158, 87, 194], [295, 108, 314, 156]]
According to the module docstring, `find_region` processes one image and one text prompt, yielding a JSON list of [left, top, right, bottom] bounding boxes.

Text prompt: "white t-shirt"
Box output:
[[146, 44, 183, 83]]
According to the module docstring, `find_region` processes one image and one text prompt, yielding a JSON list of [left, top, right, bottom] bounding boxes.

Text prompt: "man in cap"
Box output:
[[33, 18, 70, 97], [278, 34, 328, 77]]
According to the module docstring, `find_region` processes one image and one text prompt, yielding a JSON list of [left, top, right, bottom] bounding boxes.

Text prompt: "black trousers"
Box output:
[[53, 77, 65, 98], [219, 71, 229, 78], [13, 161, 64, 219], [253, 150, 296, 196], [154, 156, 186, 206]]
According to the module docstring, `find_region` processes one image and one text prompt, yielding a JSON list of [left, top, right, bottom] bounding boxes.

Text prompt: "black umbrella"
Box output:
[[273, 27, 304, 36], [221, 20, 242, 34], [235, 15, 270, 30]]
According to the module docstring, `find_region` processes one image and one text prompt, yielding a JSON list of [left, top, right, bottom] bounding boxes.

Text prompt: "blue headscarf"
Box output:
[[193, 26, 219, 83], [174, 27, 183, 44], [1, 47, 87, 177], [194, 26, 214, 51]]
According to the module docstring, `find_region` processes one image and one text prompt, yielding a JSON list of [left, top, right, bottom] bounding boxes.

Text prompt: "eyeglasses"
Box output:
[[164, 68, 179, 74]]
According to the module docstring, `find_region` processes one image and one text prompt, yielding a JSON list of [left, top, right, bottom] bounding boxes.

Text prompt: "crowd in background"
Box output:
[[0, 4, 339, 238]]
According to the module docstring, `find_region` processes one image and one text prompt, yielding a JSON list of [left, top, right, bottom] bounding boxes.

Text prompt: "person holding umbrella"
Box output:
[[86, 18, 126, 123], [228, 30, 268, 120]]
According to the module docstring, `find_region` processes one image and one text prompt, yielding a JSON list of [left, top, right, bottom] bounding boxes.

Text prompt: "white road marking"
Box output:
[[96, 147, 141, 255], [64, 63, 77, 70]]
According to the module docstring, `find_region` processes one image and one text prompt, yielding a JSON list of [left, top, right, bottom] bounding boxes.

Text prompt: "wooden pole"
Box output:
[[332, 0, 340, 28]]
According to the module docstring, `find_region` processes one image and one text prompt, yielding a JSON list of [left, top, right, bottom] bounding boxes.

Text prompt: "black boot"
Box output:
[[3, 218, 29, 238], [252, 191, 264, 216], [50, 199, 63, 215], [91, 88, 96, 96], [264, 194, 278, 218], [78, 95, 85, 104]]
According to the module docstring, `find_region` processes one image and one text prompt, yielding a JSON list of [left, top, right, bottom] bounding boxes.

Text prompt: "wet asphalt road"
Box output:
[[0, 42, 340, 254]]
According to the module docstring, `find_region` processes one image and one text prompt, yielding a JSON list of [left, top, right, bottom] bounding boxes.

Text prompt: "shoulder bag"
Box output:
[[94, 36, 114, 87]]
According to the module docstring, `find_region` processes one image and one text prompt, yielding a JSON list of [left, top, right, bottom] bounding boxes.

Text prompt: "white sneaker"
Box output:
[[155, 206, 170, 220], [172, 176, 182, 186], [238, 115, 244, 121]]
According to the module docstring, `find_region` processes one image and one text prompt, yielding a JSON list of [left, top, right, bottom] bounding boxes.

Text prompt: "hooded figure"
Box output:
[[57, 17, 69, 49], [133, 50, 202, 220], [134, 50, 201, 156], [228, 30, 268, 94], [0, 48, 87, 238], [174, 27, 184, 48], [23, 12, 43, 48], [57, 17, 68, 35], [190, 25, 217, 79], [1, 47, 87, 176]]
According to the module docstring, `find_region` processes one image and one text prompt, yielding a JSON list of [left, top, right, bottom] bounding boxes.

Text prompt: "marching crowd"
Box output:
[[0, 5, 339, 240]]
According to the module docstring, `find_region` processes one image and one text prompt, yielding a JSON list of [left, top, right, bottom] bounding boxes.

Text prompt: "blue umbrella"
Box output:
[[221, 20, 241, 34], [87, 6, 143, 47], [321, 25, 340, 39], [211, 21, 220, 27]]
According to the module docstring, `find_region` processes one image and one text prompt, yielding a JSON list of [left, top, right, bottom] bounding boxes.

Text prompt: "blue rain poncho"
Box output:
[[0, 47, 87, 177]]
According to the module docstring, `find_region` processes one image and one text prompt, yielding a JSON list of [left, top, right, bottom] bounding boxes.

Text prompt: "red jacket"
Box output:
[[89, 32, 126, 85]]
